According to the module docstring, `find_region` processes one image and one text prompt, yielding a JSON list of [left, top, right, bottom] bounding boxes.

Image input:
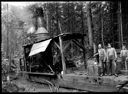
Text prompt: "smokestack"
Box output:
[[25, 5, 49, 45], [34, 7, 49, 41], [34, 7, 48, 34], [34, 7, 44, 29]]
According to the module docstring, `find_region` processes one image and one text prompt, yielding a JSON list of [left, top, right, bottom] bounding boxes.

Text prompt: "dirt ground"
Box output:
[[11, 77, 87, 92]]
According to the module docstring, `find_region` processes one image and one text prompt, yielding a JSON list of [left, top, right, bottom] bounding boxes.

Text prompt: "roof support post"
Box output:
[[59, 36, 66, 74]]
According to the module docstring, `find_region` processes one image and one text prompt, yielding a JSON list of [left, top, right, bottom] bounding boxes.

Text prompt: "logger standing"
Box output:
[[106, 43, 118, 76], [98, 44, 106, 76], [120, 45, 128, 70]]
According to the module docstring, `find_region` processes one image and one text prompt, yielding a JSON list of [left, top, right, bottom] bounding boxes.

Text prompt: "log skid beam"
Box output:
[[19, 71, 55, 75]]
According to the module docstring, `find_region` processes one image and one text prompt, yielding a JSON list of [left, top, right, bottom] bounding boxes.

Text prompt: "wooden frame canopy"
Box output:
[[23, 33, 86, 75], [52, 33, 86, 74]]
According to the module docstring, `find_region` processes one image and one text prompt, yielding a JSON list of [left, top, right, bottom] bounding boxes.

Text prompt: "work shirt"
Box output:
[[107, 47, 117, 60], [120, 49, 128, 58], [98, 48, 106, 61]]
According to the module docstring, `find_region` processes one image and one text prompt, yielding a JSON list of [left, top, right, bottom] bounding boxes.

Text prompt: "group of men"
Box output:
[[95, 43, 128, 77]]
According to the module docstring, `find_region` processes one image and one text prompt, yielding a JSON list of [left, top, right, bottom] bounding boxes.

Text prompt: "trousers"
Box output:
[[99, 59, 107, 75], [102, 61, 107, 75], [108, 59, 116, 74], [121, 56, 126, 70]]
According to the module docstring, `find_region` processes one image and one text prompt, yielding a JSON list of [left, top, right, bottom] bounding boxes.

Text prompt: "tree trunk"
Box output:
[[101, 15, 104, 48], [46, 4, 49, 32], [68, 3, 70, 33], [6, 4, 9, 59], [81, 3, 87, 69], [56, 3, 59, 35], [118, 1, 123, 48], [87, 2, 93, 47]]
